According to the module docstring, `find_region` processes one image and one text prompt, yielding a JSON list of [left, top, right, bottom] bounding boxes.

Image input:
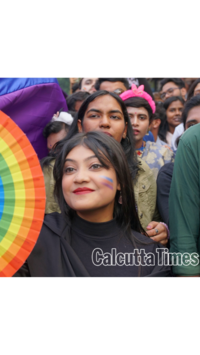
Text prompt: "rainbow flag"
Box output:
[[0, 78, 68, 160]]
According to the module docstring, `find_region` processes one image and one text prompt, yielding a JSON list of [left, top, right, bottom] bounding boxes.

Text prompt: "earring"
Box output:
[[118, 191, 122, 204]]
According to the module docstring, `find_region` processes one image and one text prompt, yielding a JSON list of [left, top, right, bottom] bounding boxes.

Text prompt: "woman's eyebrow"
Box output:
[[108, 110, 123, 114], [86, 109, 123, 115], [86, 109, 101, 114], [64, 155, 97, 163]]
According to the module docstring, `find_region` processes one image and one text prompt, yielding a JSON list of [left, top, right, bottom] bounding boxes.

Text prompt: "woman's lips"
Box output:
[[173, 117, 181, 122], [132, 129, 140, 135], [103, 132, 112, 137], [73, 187, 94, 195]]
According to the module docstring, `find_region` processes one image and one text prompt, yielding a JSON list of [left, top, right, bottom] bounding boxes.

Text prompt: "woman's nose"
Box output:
[[73, 168, 90, 183], [100, 115, 110, 127]]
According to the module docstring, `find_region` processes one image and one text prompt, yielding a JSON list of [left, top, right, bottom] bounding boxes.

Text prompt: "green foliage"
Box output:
[[57, 78, 70, 95]]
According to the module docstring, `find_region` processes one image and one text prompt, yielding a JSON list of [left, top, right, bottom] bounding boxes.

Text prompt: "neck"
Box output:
[[168, 125, 175, 134], [77, 202, 115, 223], [135, 138, 144, 149], [150, 128, 158, 142]]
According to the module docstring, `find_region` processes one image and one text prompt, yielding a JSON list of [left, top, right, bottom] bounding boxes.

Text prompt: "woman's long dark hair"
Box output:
[[54, 131, 144, 237], [158, 96, 185, 142], [62, 91, 138, 180]]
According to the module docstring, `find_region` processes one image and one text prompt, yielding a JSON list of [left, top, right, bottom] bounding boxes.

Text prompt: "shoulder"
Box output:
[[43, 212, 68, 235], [135, 158, 156, 187], [180, 123, 200, 150], [174, 123, 184, 136], [42, 159, 55, 174], [144, 142, 174, 161], [157, 162, 174, 180], [137, 157, 153, 174]]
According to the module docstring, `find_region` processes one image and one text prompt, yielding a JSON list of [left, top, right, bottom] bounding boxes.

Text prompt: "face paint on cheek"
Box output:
[[100, 176, 114, 190]]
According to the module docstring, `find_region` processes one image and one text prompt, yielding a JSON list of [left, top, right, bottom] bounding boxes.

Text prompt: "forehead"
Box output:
[[162, 82, 179, 91], [167, 100, 184, 109], [65, 145, 95, 160], [86, 95, 123, 113], [186, 106, 200, 121], [74, 100, 84, 112], [100, 81, 127, 92], [126, 106, 149, 116]]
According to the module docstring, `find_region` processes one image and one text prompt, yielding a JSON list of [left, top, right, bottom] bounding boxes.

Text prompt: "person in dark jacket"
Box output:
[[14, 132, 171, 277]]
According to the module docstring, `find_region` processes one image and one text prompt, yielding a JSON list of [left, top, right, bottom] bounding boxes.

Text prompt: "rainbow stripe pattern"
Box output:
[[0, 111, 46, 277], [100, 176, 114, 190]]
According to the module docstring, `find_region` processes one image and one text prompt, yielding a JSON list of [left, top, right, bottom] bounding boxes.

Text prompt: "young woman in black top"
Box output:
[[15, 132, 171, 277]]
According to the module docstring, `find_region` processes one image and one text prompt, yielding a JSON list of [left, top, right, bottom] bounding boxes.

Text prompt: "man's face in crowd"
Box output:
[[81, 78, 97, 94], [99, 81, 127, 95], [126, 106, 150, 149], [161, 81, 186, 101], [185, 106, 200, 130]]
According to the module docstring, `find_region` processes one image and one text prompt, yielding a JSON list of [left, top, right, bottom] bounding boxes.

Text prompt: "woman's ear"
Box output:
[[122, 122, 128, 139], [77, 119, 83, 132], [117, 182, 121, 191]]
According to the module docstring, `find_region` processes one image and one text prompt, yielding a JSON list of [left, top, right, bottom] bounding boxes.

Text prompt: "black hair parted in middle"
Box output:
[[64, 90, 138, 180], [53, 131, 144, 236], [95, 78, 130, 91]]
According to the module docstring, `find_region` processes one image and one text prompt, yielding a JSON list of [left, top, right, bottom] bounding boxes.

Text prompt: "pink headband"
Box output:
[[120, 84, 156, 114]]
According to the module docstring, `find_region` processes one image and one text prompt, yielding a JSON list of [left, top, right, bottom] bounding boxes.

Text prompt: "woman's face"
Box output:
[[62, 145, 120, 221], [166, 100, 183, 130], [193, 83, 200, 97], [126, 106, 150, 149], [78, 95, 128, 143], [185, 106, 200, 130], [81, 78, 97, 94]]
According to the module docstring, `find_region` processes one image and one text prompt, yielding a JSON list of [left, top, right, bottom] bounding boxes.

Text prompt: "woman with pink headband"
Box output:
[[120, 84, 174, 179]]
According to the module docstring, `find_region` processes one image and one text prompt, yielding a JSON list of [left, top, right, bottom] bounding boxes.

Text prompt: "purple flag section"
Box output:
[[0, 79, 68, 160]]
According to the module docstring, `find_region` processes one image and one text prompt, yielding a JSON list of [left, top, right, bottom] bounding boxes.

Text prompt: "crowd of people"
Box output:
[[10, 77, 200, 277]]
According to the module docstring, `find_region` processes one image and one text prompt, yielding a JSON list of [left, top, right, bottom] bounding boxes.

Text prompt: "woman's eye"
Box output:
[[64, 167, 75, 173], [139, 116, 146, 120], [90, 164, 103, 170], [89, 114, 99, 118], [111, 115, 120, 120]]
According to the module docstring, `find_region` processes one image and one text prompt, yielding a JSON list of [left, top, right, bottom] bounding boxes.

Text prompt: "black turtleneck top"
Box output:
[[14, 213, 171, 277]]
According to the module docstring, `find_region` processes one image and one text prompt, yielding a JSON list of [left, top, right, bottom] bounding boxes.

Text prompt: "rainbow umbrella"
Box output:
[[0, 111, 46, 277]]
